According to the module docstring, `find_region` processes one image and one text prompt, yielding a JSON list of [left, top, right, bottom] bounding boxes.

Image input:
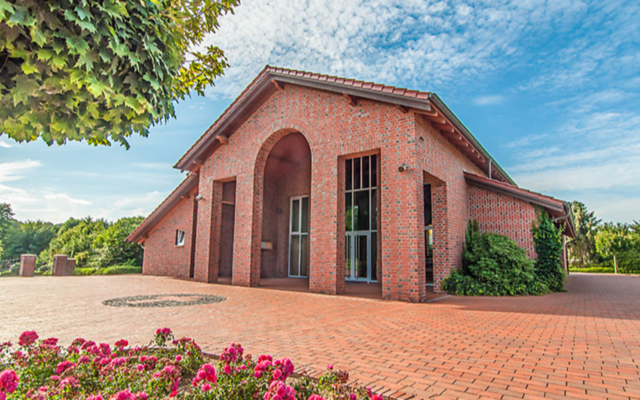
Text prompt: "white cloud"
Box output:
[[473, 95, 506, 106], [0, 159, 41, 183], [0, 139, 14, 148], [203, 0, 591, 98]]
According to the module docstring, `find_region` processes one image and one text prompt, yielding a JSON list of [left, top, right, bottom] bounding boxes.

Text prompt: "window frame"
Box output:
[[175, 229, 186, 247]]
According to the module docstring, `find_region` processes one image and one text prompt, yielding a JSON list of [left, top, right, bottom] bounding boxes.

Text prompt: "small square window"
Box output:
[[175, 230, 186, 247]]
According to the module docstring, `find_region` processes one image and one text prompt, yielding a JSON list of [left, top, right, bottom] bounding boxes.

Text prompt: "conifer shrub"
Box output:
[[532, 212, 565, 292], [443, 221, 548, 296]]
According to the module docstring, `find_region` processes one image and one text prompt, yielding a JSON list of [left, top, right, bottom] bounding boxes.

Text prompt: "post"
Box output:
[[614, 253, 618, 274], [19, 254, 36, 277]]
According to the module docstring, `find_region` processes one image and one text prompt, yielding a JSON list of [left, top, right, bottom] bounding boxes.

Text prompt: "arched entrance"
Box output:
[[260, 132, 312, 284]]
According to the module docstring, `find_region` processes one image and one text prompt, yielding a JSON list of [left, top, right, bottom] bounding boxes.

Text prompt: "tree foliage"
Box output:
[[568, 201, 600, 267], [595, 223, 633, 262], [90, 216, 144, 268], [532, 211, 565, 292], [443, 221, 548, 296], [0, 202, 15, 260], [2, 220, 58, 260], [41, 217, 109, 266], [0, 0, 238, 148]]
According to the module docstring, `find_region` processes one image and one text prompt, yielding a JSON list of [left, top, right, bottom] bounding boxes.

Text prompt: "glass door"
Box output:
[[345, 154, 378, 283], [289, 196, 309, 277], [345, 233, 370, 280]]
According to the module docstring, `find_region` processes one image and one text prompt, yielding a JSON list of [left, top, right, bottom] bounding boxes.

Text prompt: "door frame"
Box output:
[[345, 231, 374, 282], [288, 195, 309, 278]]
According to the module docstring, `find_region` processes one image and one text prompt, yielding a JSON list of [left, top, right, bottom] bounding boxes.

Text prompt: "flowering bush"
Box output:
[[0, 329, 384, 400]]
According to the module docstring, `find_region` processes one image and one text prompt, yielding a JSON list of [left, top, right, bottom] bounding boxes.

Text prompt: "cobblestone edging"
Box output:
[[102, 294, 227, 308]]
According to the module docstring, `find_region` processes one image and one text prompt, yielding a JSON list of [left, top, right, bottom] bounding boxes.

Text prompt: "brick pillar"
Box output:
[[236, 171, 261, 287], [19, 254, 36, 277], [194, 178, 223, 283], [53, 255, 69, 276], [309, 153, 342, 295], [381, 154, 426, 302], [67, 258, 77, 275], [432, 184, 450, 293]]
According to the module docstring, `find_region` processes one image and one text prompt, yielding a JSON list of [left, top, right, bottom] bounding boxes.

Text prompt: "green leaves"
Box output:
[[0, 0, 237, 148], [533, 212, 565, 292], [443, 220, 548, 296]]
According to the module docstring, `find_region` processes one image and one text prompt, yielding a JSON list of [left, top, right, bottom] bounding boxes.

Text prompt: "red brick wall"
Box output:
[[144, 82, 524, 301], [142, 185, 198, 278], [192, 84, 426, 300], [414, 118, 485, 292], [468, 185, 538, 259]]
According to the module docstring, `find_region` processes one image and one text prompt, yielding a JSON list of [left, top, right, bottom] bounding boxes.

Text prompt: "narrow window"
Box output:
[[175, 230, 186, 247]]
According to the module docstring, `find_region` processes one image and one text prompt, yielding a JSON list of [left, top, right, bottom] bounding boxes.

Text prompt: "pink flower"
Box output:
[[156, 328, 172, 336], [60, 377, 78, 389], [309, 396, 326, 400], [175, 355, 183, 362], [135, 392, 148, 400], [350, 394, 357, 400], [115, 390, 135, 400], [42, 338, 58, 346], [264, 381, 296, 400], [223, 363, 231, 375], [18, 331, 39, 346], [201, 383, 212, 392], [115, 339, 129, 348], [111, 357, 127, 367], [193, 363, 217, 386], [0, 392, 5, 400], [87, 396, 103, 400], [370, 395, 383, 400], [0, 369, 19, 393], [55, 360, 75, 374], [327, 364, 333, 370], [136, 364, 145, 372], [78, 356, 91, 364], [98, 343, 111, 356]]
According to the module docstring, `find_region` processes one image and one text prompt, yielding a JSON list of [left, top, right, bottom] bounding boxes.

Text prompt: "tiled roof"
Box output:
[[126, 173, 199, 243], [265, 66, 431, 99]]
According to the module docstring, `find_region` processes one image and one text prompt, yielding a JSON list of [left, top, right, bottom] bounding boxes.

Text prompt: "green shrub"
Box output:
[[443, 221, 548, 296], [74, 267, 97, 276], [0, 270, 17, 277], [532, 212, 565, 291], [97, 265, 142, 275], [9, 263, 20, 275], [569, 265, 615, 273], [617, 248, 640, 274]]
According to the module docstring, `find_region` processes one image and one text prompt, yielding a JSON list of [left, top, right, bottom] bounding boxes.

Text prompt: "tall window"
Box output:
[[345, 154, 378, 282], [175, 230, 186, 247], [424, 184, 434, 284]]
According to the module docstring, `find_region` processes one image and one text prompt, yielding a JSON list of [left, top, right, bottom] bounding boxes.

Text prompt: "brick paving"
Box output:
[[1, 273, 639, 399]]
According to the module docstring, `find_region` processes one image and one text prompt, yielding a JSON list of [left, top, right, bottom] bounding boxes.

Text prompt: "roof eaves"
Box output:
[[464, 172, 564, 212], [126, 174, 199, 243], [430, 93, 516, 186]]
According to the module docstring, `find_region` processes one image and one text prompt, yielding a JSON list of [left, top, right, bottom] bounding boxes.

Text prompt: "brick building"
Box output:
[[127, 66, 574, 302]]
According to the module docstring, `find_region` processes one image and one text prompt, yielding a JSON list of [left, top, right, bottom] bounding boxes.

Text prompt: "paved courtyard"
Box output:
[[1, 273, 639, 399]]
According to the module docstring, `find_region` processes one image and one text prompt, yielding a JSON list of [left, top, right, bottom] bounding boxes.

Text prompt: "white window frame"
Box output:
[[175, 230, 186, 247]]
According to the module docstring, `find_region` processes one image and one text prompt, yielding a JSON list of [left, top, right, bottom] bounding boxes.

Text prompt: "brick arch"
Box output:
[[248, 124, 316, 287]]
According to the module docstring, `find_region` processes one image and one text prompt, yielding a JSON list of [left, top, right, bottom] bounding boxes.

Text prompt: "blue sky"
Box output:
[[1, 0, 639, 223]]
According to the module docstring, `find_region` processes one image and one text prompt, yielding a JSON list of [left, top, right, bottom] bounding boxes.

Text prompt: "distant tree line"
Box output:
[[0, 203, 143, 272], [569, 202, 640, 273]]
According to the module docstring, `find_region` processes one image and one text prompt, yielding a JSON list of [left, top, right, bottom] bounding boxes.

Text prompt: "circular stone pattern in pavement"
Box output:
[[102, 294, 227, 308]]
